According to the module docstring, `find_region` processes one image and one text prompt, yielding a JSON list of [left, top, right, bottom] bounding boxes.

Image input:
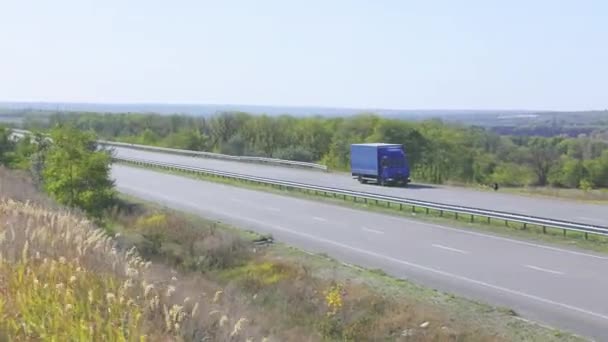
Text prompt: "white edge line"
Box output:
[[524, 264, 564, 275], [362, 227, 385, 234], [432, 244, 470, 254], [383, 214, 608, 260], [312, 216, 328, 222]]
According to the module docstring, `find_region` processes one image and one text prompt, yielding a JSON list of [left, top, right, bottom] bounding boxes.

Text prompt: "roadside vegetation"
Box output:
[[17, 111, 608, 193], [494, 186, 608, 202], [0, 125, 583, 340]]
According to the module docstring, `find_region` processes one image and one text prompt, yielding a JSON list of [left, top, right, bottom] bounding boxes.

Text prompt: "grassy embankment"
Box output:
[[116, 159, 608, 255], [0, 166, 584, 341], [497, 186, 608, 203]]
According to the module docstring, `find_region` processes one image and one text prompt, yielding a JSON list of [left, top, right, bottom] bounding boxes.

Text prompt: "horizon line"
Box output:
[[2, 100, 603, 114]]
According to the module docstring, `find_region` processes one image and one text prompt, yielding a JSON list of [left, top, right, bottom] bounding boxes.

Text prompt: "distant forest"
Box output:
[[13, 111, 608, 189]]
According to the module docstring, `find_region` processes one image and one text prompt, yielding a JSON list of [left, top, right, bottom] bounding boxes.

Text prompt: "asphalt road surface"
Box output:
[[111, 146, 608, 226], [113, 164, 608, 340]]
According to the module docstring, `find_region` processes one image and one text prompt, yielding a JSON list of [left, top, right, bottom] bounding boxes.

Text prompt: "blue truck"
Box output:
[[350, 143, 410, 186]]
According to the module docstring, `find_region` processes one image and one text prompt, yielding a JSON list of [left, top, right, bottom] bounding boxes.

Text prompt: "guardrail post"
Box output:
[[399, 203, 403, 210], [563, 229, 566, 237], [523, 223, 527, 230], [487, 217, 491, 224], [542, 226, 546, 234], [425, 208, 429, 214], [470, 214, 474, 223], [412, 205, 415, 213], [439, 210, 443, 217], [585, 232, 588, 240], [455, 212, 459, 220]]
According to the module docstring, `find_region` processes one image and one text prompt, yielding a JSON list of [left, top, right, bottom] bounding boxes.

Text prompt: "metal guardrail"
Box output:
[[9, 128, 32, 136], [9, 129, 328, 171], [99, 140, 328, 171], [115, 156, 608, 238]]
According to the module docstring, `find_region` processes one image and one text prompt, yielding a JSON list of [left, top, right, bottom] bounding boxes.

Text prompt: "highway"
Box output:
[[113, 164, 608, 340], [111, 146, 608, 226]]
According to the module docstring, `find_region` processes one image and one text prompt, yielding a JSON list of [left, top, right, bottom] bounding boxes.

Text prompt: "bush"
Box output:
[[272, 146, 315, 162], [579, 179, 593, 191], [219, 134, 246, 155], [490, 163, 535, 187], [114, 209, 251, 271]]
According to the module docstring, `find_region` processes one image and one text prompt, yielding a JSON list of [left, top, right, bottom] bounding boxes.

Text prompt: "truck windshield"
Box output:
[[387, 159, 405, 167], [382, 157, 405, 168]]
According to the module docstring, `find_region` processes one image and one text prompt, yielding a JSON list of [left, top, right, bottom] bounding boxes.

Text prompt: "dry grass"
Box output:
[[0, 166, 54, 207], [0, 198, 273, 341], [215, 256, 506, 342], [109, 207, 251, 273], [506, 186, 608, 202]]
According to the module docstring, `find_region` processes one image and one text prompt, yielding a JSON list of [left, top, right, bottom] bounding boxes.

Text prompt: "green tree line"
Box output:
[[20, 112, 608, 189]]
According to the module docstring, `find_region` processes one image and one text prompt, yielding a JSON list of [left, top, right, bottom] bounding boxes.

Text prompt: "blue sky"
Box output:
[[1, 0, 606, 110]]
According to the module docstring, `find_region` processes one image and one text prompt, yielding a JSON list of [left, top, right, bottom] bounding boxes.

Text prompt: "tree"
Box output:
[[30, 132, 52, 187], [220, 134, 246, 155], [322, 114, 380, 169], [526, 138, 560, 186], [139, 128, 160, 145], [557, 157, 586, 188], [163, 129, 209, 151], [0, 126, 14, 164], [43, 125, 115, 218], [584, 151, 608, 188], [491, 163, 535, 187], [273, 146, 314, 162], [293, 117, 333, 161], [208, 112, 248, 147], [367, 120, 428, 168]]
